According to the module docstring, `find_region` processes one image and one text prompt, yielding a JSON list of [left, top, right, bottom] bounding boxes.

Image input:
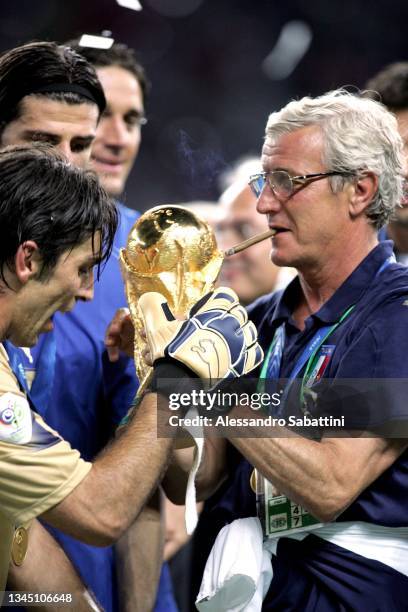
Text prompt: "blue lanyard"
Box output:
[[259, 254, 395, 410]]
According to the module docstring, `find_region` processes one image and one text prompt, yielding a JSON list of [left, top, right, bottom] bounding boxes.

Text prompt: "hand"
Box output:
[[138, 287, 263, 383], [105, 308, 135, 362]]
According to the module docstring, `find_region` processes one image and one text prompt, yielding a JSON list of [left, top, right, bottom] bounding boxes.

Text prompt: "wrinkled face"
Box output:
[[90, 66, 144, 196], [9, 235, 100, 347], [394, 109, 408, 224], [217, 183, 281, 304], [256, 126, 352, 271], [1, 96, 98, 168]]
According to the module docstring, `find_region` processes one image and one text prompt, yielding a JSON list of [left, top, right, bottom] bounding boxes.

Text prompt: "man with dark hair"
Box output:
[[0, 148, 213, 611], [0, 149, 259, 612], [0, 41, 105, 167], [60, 41, 178, 612], [68, 40, 147, 197], [365, 62, 408, 263], [0, 40, 172, 612]]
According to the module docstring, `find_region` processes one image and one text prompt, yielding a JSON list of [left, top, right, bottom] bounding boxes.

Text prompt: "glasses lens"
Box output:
[[269, 171, 293, 199], [249, 174, 265, 198]]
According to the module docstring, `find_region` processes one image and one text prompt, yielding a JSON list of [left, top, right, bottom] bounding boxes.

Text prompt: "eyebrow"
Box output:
[[85, 255, 100, 267], [125, 109, 145, 119], [22, 131, 95, 146], [22, 130, 61, 145]]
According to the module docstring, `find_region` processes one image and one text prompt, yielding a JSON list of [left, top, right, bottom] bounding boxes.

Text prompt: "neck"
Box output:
[[0, 296, 13, 342], [387, 221, 408, 254], [293, 233, 378, 329]]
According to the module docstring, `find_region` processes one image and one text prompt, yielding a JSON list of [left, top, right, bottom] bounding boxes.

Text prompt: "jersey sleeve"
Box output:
[[315, 297, 408, 431], [0, 344, 91, 525]]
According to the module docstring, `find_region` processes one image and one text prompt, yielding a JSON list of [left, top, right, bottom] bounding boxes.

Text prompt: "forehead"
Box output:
[[58, 234, 101, 266], [16, 96, 98, 135], [96, 65, 144, 111], [221, 183, 256, 216], [261, 125, 325, 172]]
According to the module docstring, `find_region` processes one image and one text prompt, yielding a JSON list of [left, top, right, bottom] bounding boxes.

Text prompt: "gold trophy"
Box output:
[[120, 204, 275, 395], [120, 205, 224, 394]]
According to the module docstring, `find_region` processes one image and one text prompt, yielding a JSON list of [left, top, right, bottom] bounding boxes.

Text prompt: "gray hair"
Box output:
[[265, 89, 405, 229]]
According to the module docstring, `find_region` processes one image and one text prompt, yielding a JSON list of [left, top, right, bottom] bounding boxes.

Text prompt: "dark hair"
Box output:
[[0, 146, 118, 285], [365, 62, 408, 110], [67, 40, 149, 105], [0, 41, 106, 133]]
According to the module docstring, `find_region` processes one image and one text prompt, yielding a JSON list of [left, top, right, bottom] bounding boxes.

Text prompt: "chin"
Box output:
[[100, 177, 123, 198], [10, 333, 36, 348]]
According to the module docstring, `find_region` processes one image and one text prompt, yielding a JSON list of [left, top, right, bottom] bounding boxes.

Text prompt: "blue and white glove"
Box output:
[[139, 287, 263, 386]]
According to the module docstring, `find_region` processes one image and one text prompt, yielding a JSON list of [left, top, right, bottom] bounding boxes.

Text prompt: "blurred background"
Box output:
[[1, 0, 407, 212]]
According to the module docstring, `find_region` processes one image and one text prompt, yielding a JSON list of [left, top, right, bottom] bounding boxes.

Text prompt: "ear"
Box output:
[[14, 241, 42, 285], [347, 172, 379, 219]]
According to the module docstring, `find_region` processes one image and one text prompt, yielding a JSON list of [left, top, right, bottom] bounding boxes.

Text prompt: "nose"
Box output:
[[56, 141, 75, 164], [102, 116, 131, 148], [77, 276, 94, 302], [78, 284, 94, 302], [256, 183, 282, 216]]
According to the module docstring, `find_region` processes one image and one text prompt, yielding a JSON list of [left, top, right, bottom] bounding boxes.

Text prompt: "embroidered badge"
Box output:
[[305, 345, 335, 388], [0, 392, 32, 444]]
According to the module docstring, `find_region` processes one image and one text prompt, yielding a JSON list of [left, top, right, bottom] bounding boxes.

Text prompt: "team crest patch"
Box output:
[[305, 345, 335, 388], [0, 392, 32, 444]]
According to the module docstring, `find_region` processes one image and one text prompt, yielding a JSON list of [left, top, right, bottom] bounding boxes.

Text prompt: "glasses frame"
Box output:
[[248, 170, 355, 200]]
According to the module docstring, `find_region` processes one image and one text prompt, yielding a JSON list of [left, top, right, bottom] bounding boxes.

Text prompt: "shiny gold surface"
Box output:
[[120, 205, 224, 391], [11, 526, 28, 566]]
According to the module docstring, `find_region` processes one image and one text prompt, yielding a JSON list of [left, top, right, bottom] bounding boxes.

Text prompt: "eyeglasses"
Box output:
[[248, 170, 355, 200]]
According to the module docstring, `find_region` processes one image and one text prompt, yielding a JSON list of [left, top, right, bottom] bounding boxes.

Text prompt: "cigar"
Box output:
[[223, 228, 276, 257]]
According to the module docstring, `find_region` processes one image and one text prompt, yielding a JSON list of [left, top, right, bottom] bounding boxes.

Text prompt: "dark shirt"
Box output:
[[242, 240, 408, 527]]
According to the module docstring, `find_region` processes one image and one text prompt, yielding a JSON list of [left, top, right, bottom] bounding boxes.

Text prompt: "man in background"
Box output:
[[365, 62, 408, 263], [66, 40, 177, 612]]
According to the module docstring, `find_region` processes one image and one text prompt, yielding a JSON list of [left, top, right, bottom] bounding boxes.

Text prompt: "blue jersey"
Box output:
[[247, 240, 408, 527], [11, 203, 177, 612]]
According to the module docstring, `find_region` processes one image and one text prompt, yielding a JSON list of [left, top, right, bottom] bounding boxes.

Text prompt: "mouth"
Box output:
[[221, 264, 246, 280], [91, 155, 124, 175], [269, 225, 290, 235]]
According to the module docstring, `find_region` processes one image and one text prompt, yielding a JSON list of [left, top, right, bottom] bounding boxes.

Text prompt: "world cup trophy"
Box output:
[[120, 205, 224, 394]]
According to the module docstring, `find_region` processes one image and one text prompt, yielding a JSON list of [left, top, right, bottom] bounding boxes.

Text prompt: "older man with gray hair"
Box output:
[[160, 89, 408, 610]]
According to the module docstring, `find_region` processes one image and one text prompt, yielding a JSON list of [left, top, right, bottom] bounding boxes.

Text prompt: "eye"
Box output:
[[71, 141, 92, 153], [125, 113, 146, 129], [78, 266, 93, 279]]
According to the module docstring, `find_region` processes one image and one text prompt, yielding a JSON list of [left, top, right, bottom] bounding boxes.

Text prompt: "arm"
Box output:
[[115, 489, 163, 612], [164, 497, 203, 562], [7, 519, 103, 612], [228, 411, 408, 522], [42, 394, 175, 546], [162, 437, 228, 504]]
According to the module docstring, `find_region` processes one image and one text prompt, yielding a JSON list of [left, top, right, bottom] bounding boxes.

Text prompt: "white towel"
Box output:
[[183, 407, 204, 535], [196, 518, 273, 612]]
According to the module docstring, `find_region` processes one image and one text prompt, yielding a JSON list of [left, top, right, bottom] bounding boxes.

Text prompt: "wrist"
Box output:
[[150, 359, 203, 417]]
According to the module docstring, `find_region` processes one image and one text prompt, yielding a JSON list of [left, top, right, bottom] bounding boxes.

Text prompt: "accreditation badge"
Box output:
[[253, 469, 324, 538], [11, 526, 28, 566]]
